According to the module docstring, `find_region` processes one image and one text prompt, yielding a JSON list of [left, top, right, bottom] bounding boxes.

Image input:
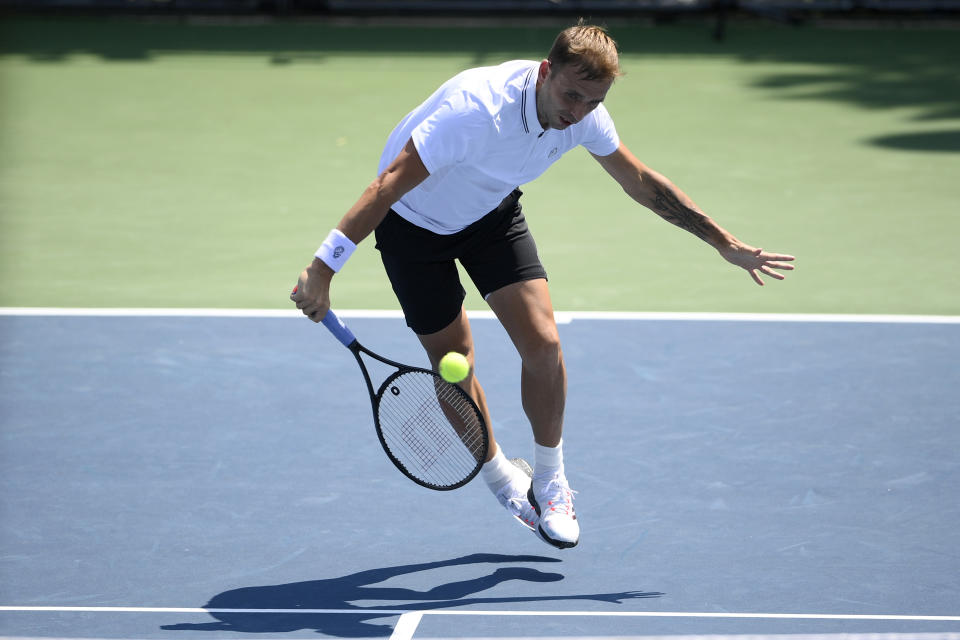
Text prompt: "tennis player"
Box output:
[[292, 22, 795, 549]]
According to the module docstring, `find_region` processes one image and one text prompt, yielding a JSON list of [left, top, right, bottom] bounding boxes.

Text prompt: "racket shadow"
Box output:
[[160, 553, 662, 637]]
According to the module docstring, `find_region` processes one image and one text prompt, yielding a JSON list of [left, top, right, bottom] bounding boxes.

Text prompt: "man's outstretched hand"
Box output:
[[718, 242, 795, 286]]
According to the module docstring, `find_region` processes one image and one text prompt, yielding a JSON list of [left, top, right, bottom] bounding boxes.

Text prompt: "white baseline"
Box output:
[[0, 308, 958, 324]]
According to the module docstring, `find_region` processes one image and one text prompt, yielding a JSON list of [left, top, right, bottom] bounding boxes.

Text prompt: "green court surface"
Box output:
[[1, 18, 958, 314]]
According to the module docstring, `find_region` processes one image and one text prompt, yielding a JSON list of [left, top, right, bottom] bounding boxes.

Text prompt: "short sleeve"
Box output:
[[580, 103, 620, 157]]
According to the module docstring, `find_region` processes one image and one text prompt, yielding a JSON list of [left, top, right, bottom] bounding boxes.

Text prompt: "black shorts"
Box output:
[[374, 189, 547, 335]]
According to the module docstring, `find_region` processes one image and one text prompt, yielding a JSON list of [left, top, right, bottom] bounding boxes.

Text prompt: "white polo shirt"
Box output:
[[377, 60, 620, 234]]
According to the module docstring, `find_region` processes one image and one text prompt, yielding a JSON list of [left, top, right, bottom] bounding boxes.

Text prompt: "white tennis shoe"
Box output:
[[495, 458, 538, 531], [528, 471, 579, 549]]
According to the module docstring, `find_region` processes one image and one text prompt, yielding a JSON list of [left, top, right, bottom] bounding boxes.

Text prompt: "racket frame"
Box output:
[[321, 310, 489, 490]]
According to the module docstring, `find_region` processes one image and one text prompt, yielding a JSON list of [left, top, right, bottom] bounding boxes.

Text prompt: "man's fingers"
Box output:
[[767, 261, 795, 271], [290, 269, 311, 300], [730, 247, 794, 285], [300, 304, 322, 322], [290, 269, 328, 322], [761, 252, 795, 262], [759, 265, 786, 280]]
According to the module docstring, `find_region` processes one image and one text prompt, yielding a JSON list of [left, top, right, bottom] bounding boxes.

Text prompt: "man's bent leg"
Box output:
[[417, 307, 538, 531], [415, 306, 496, 461]]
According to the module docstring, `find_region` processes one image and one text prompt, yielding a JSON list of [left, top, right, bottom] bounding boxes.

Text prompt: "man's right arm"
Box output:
[[291, 138, 430, 322]]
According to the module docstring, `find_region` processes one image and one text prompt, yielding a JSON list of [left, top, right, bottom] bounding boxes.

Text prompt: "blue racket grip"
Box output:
[[321, 309, 357, 348]]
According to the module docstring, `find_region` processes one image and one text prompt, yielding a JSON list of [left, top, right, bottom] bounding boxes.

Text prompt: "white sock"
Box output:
[[534, 439, 564, 481], [481, 445, 514, 495]]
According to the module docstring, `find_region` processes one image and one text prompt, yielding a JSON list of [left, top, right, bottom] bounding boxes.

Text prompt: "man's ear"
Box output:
[[537, 59, 551, 84]]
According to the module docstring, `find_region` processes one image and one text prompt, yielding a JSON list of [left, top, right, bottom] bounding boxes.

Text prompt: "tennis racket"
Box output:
[[318, 308, 489, 491]]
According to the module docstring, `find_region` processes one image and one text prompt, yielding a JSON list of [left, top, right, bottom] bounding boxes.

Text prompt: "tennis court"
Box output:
[[1, 310, 958, 638], [2, 11, 960, 640]]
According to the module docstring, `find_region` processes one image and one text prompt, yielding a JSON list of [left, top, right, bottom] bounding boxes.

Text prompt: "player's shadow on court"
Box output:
[[161, 552, 661, 637]]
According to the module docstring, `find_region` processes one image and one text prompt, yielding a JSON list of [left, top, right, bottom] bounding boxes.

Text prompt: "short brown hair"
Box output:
[[547, 21, 621, 82]]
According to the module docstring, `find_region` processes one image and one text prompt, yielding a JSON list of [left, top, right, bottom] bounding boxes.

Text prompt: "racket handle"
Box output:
[[321, 309, 357, 348]]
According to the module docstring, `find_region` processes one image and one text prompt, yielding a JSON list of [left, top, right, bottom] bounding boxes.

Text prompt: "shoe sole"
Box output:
[[527, 486, 579, 550], [509, 457, 533, 478]]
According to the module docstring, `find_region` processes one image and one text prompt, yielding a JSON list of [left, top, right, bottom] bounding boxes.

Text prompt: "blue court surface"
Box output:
[[1, 311, 958, 640]]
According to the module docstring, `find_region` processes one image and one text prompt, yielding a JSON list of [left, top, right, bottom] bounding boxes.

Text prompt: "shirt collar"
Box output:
[[520, 65, 544, 136]]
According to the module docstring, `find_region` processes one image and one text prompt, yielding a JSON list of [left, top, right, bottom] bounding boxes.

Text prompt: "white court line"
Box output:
[[2, 606, 958, 621], [2, 606, 957, 640], [2, 606, 958, 619], [549, 311, 960, 325], [1, 308, 958, 324], [0, 307, 315, 318], [391, 611, 424, 639], [0, 606, 406, 614], [411, 610, 960, 620], [386, 610, 960, 640], [415, 636, 960, 640]]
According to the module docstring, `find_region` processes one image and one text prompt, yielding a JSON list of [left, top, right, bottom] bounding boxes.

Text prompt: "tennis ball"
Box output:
[[439, 352, 470, 383]]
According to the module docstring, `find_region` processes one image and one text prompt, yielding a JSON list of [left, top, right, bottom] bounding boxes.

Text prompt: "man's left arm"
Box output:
[[592, 142, 795, 286]]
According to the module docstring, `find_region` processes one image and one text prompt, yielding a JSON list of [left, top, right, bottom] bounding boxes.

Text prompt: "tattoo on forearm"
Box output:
[[652, 185, 713, 242]]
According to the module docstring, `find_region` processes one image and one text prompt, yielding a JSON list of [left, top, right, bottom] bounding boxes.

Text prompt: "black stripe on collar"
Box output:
[[521, 67, 534, 134]]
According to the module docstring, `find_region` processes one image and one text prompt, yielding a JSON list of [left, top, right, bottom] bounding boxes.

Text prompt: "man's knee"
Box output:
[[518, 325, 563, 371]]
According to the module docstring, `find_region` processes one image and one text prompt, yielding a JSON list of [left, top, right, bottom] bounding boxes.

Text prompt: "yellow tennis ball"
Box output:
[[439, 352, 470, 383]]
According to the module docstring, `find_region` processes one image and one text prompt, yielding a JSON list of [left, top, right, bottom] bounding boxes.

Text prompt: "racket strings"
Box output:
[[378, 371, 485, 488]]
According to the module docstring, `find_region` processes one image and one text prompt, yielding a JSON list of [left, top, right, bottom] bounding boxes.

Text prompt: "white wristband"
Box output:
[[315, 229, 356, 272]]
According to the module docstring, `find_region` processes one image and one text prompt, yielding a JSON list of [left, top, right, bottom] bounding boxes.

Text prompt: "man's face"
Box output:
[[536, 61, 614, 130]]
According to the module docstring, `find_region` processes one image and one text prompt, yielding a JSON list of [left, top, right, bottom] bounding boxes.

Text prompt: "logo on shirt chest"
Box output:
[[548, 147, 559, 159]]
